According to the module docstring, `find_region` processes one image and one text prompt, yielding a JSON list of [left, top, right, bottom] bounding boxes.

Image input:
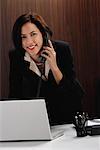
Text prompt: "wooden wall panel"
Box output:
[[1, 0, 100, 117]]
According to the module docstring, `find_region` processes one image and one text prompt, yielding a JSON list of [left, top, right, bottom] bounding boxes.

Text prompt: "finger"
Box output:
[[48, 40, 53, 49], [41, 50, 51, 56], [43, 46, 54, 54], [42, 49, 56, 58], [43, 44, 55, 54]]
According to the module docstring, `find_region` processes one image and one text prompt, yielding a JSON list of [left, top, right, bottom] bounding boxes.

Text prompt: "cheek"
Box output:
[[37, 32, 43, 45], [40, 40, 43, 48], [39, 36, 43, 48], [22, 40, 27, 50]]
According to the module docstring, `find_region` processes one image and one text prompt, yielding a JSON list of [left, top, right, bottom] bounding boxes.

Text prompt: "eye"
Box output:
[[31, 32, 37, 37], [21, 35, 27, 39]]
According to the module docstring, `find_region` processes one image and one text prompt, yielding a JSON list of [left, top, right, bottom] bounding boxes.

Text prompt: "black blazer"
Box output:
[[9, 40, 85, 125]]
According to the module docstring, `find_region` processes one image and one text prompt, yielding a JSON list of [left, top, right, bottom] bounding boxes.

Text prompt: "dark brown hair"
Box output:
[[12, 12, 52, 51]]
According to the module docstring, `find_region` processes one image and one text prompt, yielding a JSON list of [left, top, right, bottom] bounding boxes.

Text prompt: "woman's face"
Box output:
[[21, 22, 43, 58]]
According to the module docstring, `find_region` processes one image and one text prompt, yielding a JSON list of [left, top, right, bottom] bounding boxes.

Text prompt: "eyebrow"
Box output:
[[21, 31, 36, 35]]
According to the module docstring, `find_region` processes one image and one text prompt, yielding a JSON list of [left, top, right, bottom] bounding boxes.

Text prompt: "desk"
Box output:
[[0, 124, 100, 150]]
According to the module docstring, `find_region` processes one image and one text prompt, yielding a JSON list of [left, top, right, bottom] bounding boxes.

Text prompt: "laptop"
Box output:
[[0, 99, 64, 141]]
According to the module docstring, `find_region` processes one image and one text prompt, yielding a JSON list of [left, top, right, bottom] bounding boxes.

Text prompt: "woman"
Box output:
[[9, 12, 85, 125]]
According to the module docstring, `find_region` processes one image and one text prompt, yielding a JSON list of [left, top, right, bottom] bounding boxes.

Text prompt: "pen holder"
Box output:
[[73, 112, 89, 137], [75, 126, 86, 137]]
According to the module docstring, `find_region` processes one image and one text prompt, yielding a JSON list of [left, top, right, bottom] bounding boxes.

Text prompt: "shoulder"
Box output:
[[9, 49, 24, 61], [52, 40, 73, 56], [9, 49, 25, 70], [52, 40, 69, 48]]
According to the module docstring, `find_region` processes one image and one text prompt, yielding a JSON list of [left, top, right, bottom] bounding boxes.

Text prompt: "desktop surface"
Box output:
[[0, 124, 100, 150]]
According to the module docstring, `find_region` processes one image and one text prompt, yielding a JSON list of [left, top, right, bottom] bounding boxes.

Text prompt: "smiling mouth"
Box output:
[[28, 45, 36, 51]]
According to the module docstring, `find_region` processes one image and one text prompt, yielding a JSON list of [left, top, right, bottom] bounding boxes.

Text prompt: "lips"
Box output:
[[28, 45, 36, 51]]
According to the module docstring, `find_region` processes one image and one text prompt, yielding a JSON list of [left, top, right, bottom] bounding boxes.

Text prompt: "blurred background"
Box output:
[[0, 0, 100, 118]]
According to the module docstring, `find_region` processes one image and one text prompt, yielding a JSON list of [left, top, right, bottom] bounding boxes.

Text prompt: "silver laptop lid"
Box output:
[[0, 99, 52, 141]]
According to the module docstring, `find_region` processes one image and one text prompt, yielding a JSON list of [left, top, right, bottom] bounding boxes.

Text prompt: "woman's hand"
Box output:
[[41, 40, 56, 70], [41, 40, 63, 84]]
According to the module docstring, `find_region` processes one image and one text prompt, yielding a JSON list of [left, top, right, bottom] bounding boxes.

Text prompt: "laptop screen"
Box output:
[[0, 99, 52, 141]]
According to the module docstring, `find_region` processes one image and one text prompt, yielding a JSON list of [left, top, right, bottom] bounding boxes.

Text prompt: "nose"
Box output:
[[26, 36, 34, 45]]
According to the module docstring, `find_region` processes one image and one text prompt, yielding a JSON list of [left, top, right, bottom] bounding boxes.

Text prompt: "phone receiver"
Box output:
[[44, 32, 50, 46], [38, 32, 50, 63]]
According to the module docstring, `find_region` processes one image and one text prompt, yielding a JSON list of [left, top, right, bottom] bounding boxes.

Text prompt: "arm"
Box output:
[[55, 41, 84, 94], [42, 40, 84, 99], [53, 41, 85, 112], [41, 40, 63, 84]]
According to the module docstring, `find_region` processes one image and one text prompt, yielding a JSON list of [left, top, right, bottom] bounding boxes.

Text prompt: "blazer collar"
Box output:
[[24, 52, 50, 80]]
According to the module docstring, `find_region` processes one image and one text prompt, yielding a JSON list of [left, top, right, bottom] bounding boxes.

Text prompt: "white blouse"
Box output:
[[24, 52, 50, 80]]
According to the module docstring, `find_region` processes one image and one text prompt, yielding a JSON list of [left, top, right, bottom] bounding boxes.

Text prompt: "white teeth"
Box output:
[[28, 46, 35, 49]]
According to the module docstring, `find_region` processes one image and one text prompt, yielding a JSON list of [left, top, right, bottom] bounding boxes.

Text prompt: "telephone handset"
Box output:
[[36, 32, 50, 97], [43, 31, 50, 47], [38, 32, 50, 63]]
